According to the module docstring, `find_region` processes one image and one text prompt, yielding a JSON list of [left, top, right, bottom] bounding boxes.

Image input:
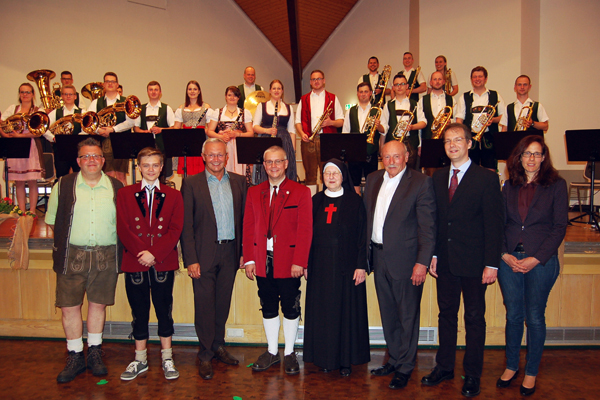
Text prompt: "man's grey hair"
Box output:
[[263, 145, 287, 160], [202, 137, 228, 154]]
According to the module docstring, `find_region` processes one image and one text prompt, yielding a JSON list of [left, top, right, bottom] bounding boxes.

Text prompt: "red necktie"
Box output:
[[267, 186, 278, 239], [449, 169, 459, 202]]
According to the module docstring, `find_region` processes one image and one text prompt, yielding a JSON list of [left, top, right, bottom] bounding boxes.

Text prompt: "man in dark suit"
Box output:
[[365, 140, 436, 389], [242, 146, 312, 375], [422, 122, 504, 397], [180, 138, 247, 380]]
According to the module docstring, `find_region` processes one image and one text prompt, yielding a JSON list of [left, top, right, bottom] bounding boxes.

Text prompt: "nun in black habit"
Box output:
[[303, 158, 370, 376]]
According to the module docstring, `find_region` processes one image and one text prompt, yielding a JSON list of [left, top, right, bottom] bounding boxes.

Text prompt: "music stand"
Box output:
[[0, 138, 31, 198], [420, 139, 450, 169], [110, 132, 155, 184], [162, 129, 205, 178], [494, 130, 544, 161], [320, 133, 367, 163], [565, 129, 600, 230], [236, 137, 283, 164]]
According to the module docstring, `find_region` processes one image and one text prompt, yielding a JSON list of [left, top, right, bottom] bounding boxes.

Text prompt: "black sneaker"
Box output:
[[57, 351, 86, 383], [87, 345, 108, 376]]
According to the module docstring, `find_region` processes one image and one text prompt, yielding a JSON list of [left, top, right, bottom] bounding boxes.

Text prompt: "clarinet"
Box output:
[[271, 101, 278, 137]]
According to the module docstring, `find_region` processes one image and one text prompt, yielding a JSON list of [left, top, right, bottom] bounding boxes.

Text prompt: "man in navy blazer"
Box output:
[[365, 140, 436, 389], [422, 123, 504, 397]]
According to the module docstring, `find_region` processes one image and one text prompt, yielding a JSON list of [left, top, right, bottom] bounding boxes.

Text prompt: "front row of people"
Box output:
[[46, 126, 567, 397]]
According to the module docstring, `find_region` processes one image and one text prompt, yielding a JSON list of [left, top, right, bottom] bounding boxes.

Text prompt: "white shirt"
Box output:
[[402, 67, 426, 97], [511, 98, 549, 124], [455, 89, 507, 130], [294, 90, 344, 133], [448, 158, 472, 187], [357, 72, 380, 92], [253, 100, 295, 133], [243, 83, 259, 99], [141, 178, 160, 225], [342, 103, 372, 133], [371, 167, 407, 244]]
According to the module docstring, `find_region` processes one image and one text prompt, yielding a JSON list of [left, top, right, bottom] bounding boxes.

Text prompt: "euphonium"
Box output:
[[27, 69, 63, 111], [444, 68, 453, 95], [97, 95, 142, 128], [50, 111, 100, 135], [308, 101, 333, 142], [364, 65, 392, 144], [472, 101, 500, 141], [391, 110, 415, 142], [431, 106, 453, 139], [1, 111, 50, 136], [406, 66, 421, 98], [514, 105, 533, 131], [81, 82, 104, 101]]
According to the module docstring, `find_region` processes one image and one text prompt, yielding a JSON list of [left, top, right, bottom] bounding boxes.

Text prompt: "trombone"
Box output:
[[514, 105, 533, 131], [406, 66, 421, 98], [431, 106, 453, 139], [308, 101, 333, 142], [390, 110, 415, 142]]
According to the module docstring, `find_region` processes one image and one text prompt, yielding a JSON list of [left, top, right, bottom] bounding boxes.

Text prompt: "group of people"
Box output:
[[4, 56, 564, 398]]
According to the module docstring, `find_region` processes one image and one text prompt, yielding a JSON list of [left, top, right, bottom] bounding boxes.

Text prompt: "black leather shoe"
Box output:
[[199, 360, 213, 380], [461, 376, 481, 397], [319, 368, 332, 373], [284, 352, 300, 375], [57, 351, 86, 383], [496, 369, 519, 388], [340, 366, 351, 376], [214, 346, 239, 365], [389, 372, 410, 389], [370, 362, 395, 376], [87, 345, 107, 376], [421, 367, 454, 386], [520, 383, 536, 396]]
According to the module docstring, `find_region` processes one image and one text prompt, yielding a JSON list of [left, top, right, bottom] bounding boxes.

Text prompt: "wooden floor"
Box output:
[[0, 339, 598, 400]]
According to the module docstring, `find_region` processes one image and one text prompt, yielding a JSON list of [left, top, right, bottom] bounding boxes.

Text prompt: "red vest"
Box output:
[[300, 91, 337, 135]]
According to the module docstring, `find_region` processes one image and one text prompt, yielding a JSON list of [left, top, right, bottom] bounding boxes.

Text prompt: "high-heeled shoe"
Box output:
[[496, 369, 519, 388]]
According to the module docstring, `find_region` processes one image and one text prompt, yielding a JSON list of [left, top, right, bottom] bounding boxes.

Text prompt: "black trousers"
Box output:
[[256, 253, 301, 320], [373, 245, 423, 375], [348, 155, 379, 188], [435, 268, 488, 378], [125, 267, 175, 340], [192, 241, 237, 362]]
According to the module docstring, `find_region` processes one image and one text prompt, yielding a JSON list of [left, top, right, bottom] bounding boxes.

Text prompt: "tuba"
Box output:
[[308, 101, 333, 142], [472, 101, 500, 142], [97, 95, 142, 128], [27, 69, 63, 111], [514, 105, 533, 131], [1, 111, 50, 136], [431, 106, 453, 139], [444, 68, 453, 95], [81, 82, 105, 101], [406, 66, 421, 98], [364, 65, 392, 145], [49, 111, 100, 135], [391, 110, 415, 142]]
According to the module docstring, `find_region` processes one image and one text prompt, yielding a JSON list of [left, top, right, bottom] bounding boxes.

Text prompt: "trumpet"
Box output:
[[27, 69, 63, 111], [50, 112, 100, 135], [514, 105, 533, 131], [81, 82, 105, 101], [364, 65, 392, 144], [472, 101, 500, 141], [97, 95, 142, 128], [1, 111, 50, 136], [391, 110, 415, 142], [407, 66, 421, 98], [308, 101, 333, 142], [444, 68, 453, 95], [431, 106, 453, 139]]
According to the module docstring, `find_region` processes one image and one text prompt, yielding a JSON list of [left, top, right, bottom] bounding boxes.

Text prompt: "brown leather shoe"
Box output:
[[199, 360, 213, 380], [214, 346, 239, 365], [284, 352, 300, 375], [252, 350, 281, 372]]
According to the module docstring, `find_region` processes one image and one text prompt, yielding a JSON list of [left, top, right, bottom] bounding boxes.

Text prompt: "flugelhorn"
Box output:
[[50, 112, 100, 135], [97, 95, 142, 128], [444, 69, 453, 95], [364, 65, 392, 145], [514, 105, 533, 131], [472, 101, 500, 141], [308, 101, 333, 142], [431, 106, 453, 139], [81, 82, 104, 101], [391, 110, 415, 142], [27, 69, 63, 111], [0, 111, 50, 136], [406, 66, 421, 98]]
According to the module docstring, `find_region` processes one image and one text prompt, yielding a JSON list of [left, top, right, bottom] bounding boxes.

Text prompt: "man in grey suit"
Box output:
[[180, 138, 247, 380], [365, 140, 436, 389]]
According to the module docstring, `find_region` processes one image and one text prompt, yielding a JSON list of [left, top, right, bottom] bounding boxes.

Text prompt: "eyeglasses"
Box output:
[[78, 154, 103, 161], [264, 159, 286, 166], [104, 80, 117, 84], [20, 91, 32, 94], [443, 137, 466, 145], [310, 78, 323, 82], [393, 83, 407, 87], [522, 151, 543, 159], [203, 153, 225, 160], [62, 93, 76, 97]]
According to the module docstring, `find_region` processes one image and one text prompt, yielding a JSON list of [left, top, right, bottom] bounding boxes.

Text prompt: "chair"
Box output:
[[569, 161, 600, 213]]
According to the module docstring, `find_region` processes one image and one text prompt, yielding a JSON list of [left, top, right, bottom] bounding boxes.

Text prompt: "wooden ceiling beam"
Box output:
[[287, 0, 302, 102]]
